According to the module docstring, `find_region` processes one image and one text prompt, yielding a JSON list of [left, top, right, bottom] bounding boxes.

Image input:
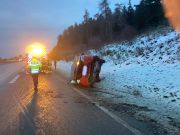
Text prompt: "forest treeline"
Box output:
[[50, 0, 168, 60]]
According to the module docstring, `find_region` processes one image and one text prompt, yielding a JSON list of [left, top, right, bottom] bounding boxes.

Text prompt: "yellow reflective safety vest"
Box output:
[[29, 58, 42, 74]]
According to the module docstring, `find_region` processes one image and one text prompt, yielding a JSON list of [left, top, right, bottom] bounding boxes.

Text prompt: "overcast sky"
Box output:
[[0, 0, 140, 57]]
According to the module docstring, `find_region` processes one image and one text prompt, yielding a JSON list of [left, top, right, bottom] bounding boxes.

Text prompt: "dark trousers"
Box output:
[[31, 74, 39, 90], [54, 61, 57, 70]]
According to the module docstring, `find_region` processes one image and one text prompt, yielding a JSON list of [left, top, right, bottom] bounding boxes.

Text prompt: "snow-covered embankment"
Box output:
[[57, 27, 180, 132]]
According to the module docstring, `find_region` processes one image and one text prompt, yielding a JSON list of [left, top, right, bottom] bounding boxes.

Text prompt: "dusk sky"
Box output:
[[0, 0, 140, 57]]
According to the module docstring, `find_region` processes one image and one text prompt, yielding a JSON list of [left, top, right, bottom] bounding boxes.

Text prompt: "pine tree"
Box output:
[[83, 9, 90, 24], [99, 0, 113, 40], [126, 0, 135, 26], [113, 3, 124, 32], [134, 0, 166, 29], [99, 0, 111, 19]]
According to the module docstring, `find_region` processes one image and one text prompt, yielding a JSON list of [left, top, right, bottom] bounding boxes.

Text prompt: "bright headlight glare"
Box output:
[[26, 42, 46, 57]]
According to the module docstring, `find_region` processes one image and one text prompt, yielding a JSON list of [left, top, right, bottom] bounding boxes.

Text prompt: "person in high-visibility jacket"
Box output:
[[28, 57, 42, 90]]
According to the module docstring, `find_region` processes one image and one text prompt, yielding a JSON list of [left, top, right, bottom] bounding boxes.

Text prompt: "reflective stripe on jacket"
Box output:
[[29, 58, 42, 74]]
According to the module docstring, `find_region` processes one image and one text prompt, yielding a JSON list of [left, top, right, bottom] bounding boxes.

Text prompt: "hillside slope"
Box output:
[[57, 27, 180, 134]]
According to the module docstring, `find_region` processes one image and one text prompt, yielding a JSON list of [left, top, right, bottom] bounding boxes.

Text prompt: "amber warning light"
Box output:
[[26, 42, 47, 58]]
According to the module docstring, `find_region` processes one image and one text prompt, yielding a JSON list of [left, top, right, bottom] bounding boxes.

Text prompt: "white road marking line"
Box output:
[[72, 87, 143, 135], [54, 74, 143, 135], [9, 75, 20, 84]]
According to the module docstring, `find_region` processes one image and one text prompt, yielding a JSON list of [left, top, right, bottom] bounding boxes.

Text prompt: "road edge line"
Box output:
[[9, 74, 20, 84], [71, 87, 143, 135]]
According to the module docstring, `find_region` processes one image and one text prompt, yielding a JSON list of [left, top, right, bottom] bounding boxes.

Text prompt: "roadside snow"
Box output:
[[56, 61, 72, 78], [92, 28, 180, 132], [96, 62, 180, 127], [57, 27, 180, 132]]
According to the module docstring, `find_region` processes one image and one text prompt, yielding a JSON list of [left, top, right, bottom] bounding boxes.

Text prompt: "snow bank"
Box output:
[[57, 27, 180, 132], [97, 62, 180, 125], [89, 28, 180, 66], [92, 28, 180, 131], [56, 61, 72, 78]]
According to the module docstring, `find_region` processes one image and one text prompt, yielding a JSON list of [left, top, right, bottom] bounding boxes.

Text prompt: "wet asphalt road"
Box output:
[[0, 63, 154, 135]]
